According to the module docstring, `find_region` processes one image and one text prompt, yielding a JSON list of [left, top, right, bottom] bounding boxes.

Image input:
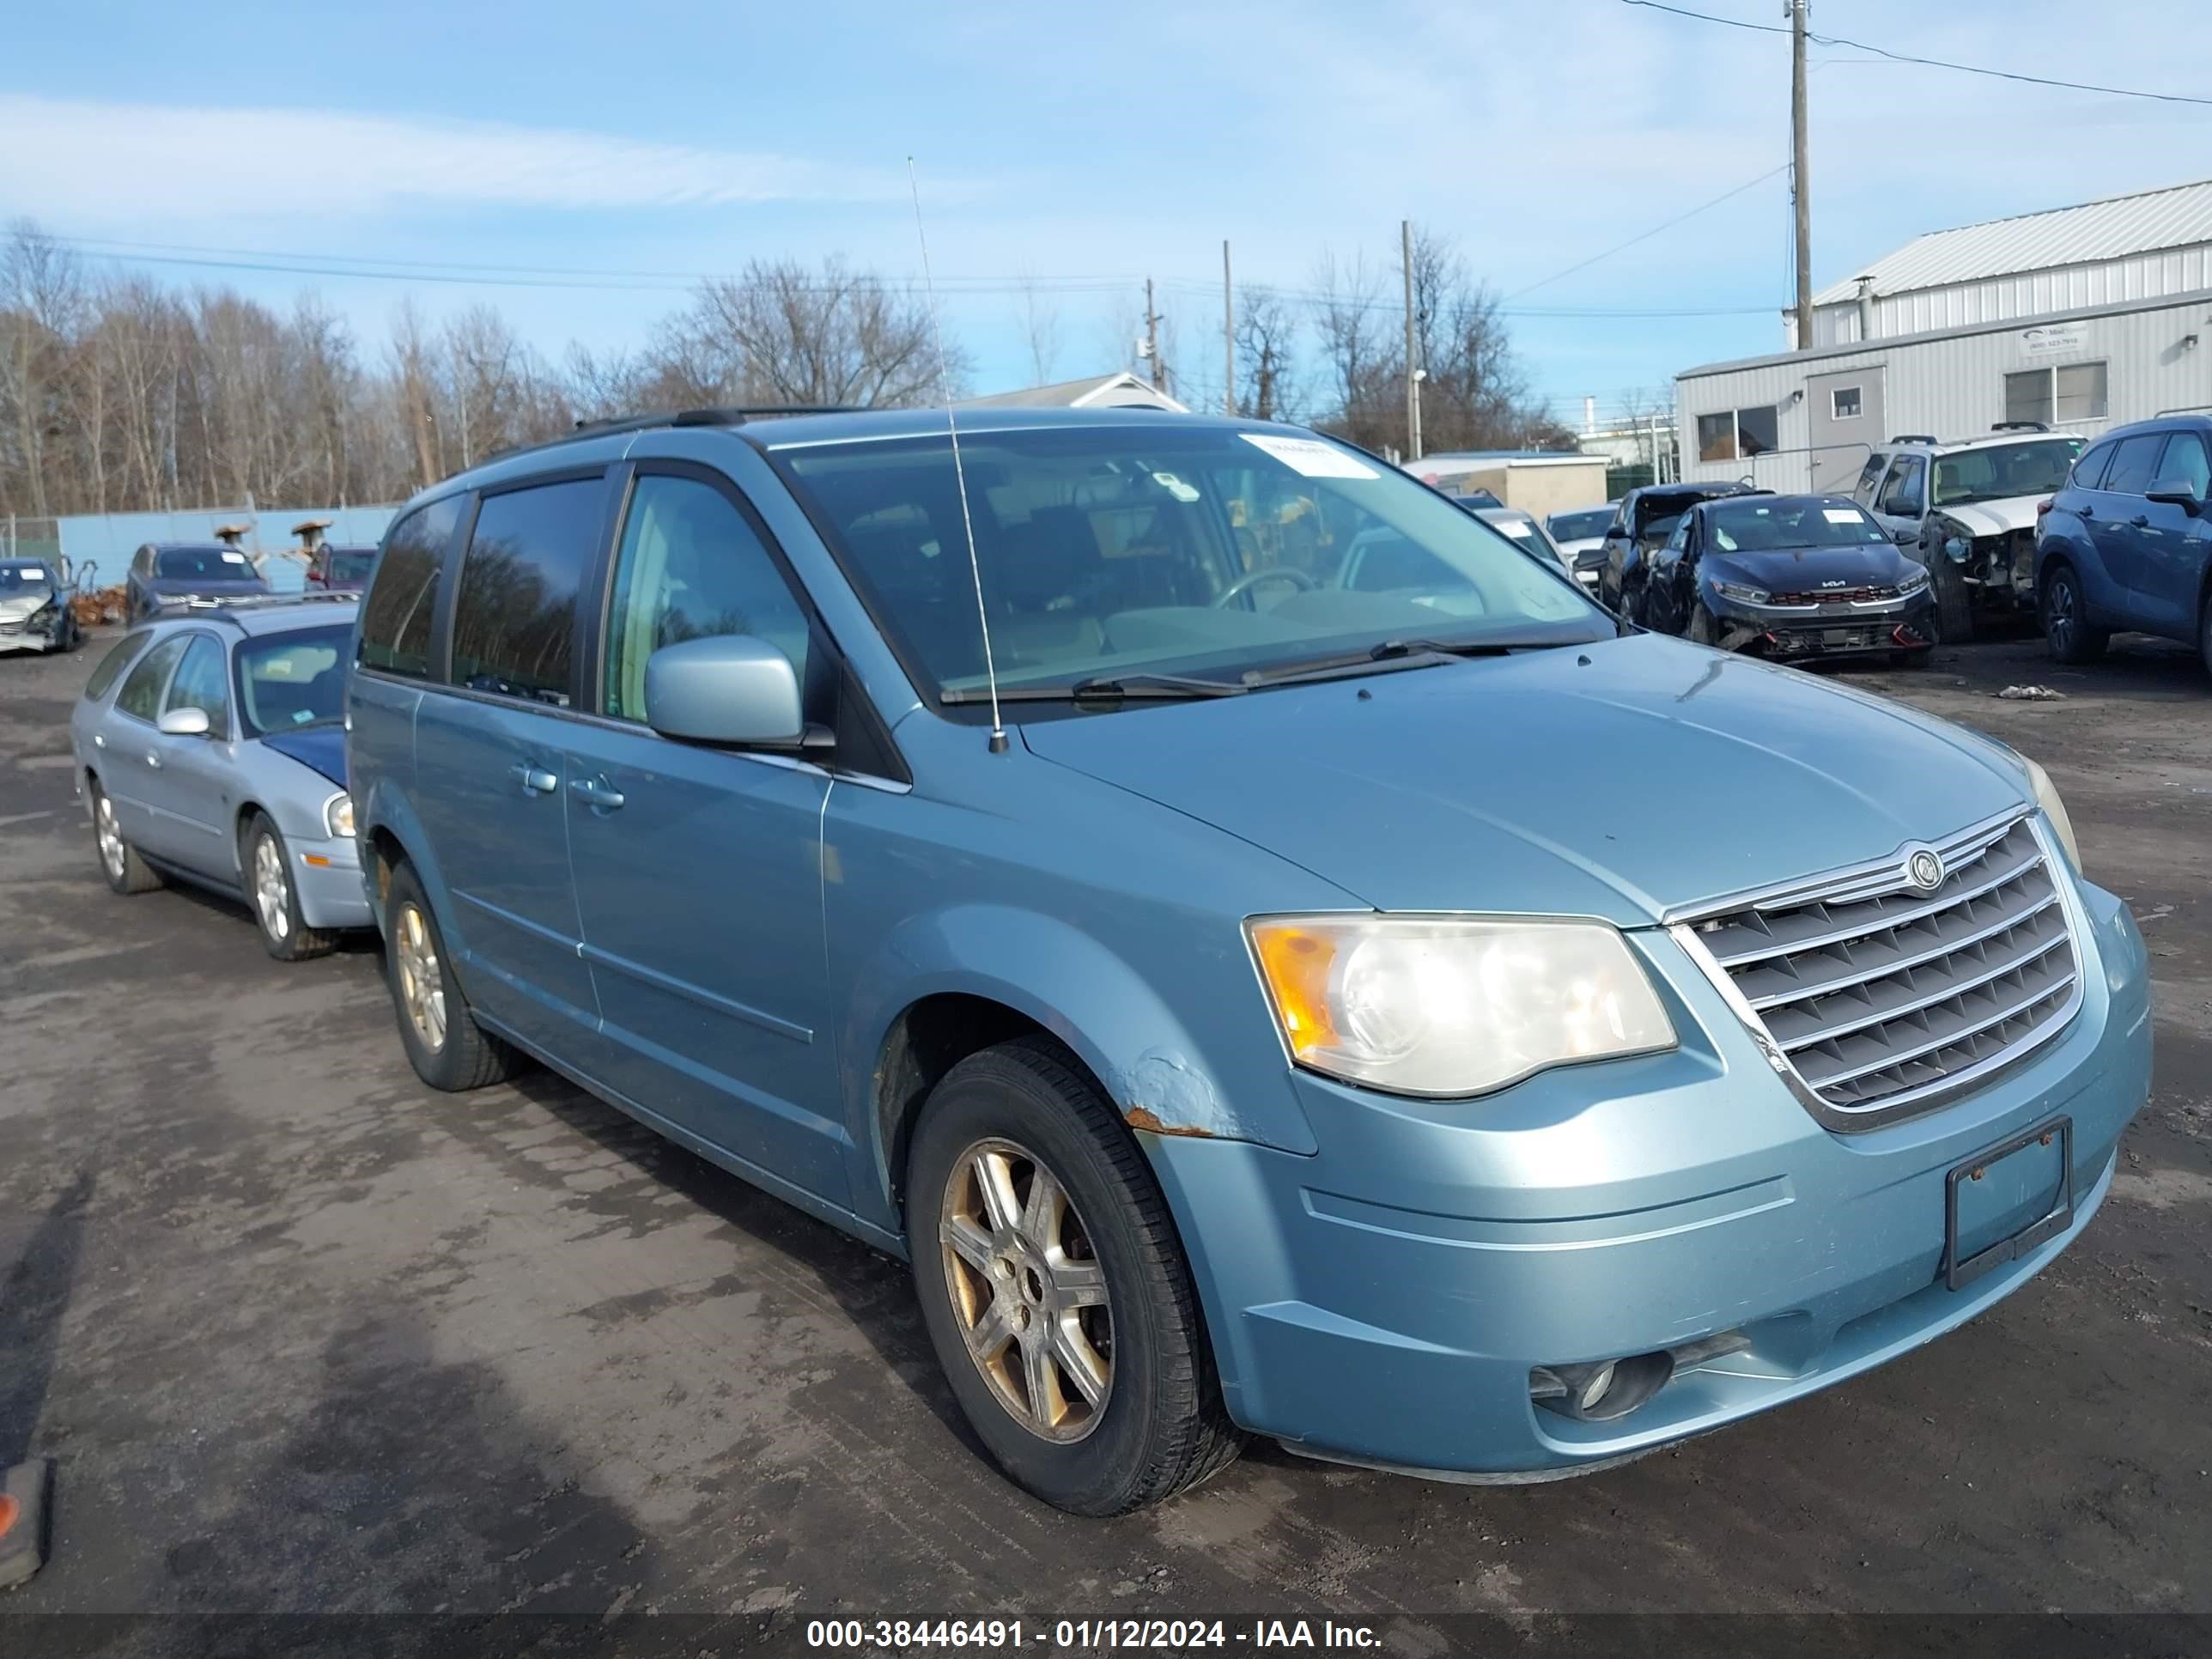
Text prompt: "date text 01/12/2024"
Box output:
[[804, 1619, 1382, 1649]]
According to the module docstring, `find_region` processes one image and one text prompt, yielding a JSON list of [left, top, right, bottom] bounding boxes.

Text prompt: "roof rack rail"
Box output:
[[1989, 420, 2050, 433], [485, 405, 868, 468], [1888, 434, 1940, 446], [155, 591, 359, 625]]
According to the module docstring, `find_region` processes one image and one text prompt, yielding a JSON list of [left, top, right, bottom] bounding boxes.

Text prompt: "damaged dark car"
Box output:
[[0, 557, 82, 656], [1589, 480, 1757, 615], [1638, 494, 1936, 667]]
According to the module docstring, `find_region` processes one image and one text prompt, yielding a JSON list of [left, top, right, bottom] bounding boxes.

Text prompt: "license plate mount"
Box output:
[[1943, 1115, 2073, 1292]]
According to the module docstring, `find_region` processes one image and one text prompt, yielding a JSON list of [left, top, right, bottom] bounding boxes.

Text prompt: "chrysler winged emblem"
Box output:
[[1905, 847, 1945, 894]]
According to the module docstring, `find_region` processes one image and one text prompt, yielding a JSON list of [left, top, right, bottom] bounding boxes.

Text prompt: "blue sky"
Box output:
[[6, 0, 2205, 428]]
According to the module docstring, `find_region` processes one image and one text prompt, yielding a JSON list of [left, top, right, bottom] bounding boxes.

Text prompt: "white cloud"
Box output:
[[0, 94, 928, 222]]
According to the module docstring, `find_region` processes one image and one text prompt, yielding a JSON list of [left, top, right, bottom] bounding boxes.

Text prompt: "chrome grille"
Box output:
[[1686, 817, 2078, 1121]]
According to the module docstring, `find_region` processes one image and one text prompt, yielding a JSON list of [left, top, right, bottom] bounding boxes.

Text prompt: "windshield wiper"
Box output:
[[1241, 634, 1577, 688], [939, 672, 1248, 705]]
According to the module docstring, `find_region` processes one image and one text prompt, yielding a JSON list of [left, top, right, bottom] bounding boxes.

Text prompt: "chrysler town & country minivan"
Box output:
[[346, 407, 2151, 1515]]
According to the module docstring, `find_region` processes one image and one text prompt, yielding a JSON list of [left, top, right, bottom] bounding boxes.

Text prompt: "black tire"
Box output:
[[1686, 602, 1720, 647], [1929, 555, 1975, 643], [383, 859, 523, 1091], [2040, 561, 2107, 665], [243, 811, 337, 962], [2199, 595, 2212, 684], [89, 779, 162, 895], [907, 1037, 1243, 1515]]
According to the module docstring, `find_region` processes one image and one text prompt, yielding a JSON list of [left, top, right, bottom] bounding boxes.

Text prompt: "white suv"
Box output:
[[1851, 427, 2085, 640]]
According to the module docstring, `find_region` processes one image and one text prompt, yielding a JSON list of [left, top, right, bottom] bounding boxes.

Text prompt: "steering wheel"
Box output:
[[1214, 565, 1316, 609]]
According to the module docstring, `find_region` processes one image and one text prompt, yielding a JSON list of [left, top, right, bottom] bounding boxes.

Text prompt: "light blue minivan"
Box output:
[[346, 407, 2151, 1515]]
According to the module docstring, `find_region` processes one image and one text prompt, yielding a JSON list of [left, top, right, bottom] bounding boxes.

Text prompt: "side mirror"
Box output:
[[644, 635, 807, 748], [1574, 547, 1607, 573], [156, 707, 211, 738], [2145, 480, 2206, 515]]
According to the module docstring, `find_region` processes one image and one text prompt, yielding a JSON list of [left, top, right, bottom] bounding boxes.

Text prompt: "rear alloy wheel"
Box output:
[[2041, 563, 2107, 665], [246, 813, 336, 962], [384, 860, 522, 1091], [91, 782, 162, 895], [908, 1037, 1243, 1515]]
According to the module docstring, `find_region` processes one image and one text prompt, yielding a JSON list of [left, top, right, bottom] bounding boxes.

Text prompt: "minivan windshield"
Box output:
[[1932, 439, 2082, 507], [157, 546, 258, 580], [781, 426, 1603, 702]]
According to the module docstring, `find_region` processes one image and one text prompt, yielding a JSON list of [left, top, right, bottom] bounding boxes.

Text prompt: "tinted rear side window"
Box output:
[[449, 477, 602, 706], [359, 497, 463, 679], [2070, 441, 2116, 491], [2100, 434, 2166, 497], [84, 630, 154, 701]]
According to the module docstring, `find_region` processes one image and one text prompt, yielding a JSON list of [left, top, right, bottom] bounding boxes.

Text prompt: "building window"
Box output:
[[1695, 404, 1780, 463], [1830, 386, 1863, 420], [2004, 362, 2108, 428]]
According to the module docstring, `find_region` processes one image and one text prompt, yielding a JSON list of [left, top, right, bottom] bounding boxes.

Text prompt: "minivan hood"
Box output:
[[1705, 543, 1918, 592], [1020, 634, 2027, 925], [258, 726, 347, 788], [1936, 495, 2041, 537]]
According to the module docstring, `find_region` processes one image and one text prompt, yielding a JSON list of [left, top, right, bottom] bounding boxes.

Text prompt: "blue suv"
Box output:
[[2034, 413, 2212, 675], [347, 407, 2150, 1514]]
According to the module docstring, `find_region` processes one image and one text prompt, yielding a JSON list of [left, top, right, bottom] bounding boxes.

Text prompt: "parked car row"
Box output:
[[70, 407, 2149, 1522]]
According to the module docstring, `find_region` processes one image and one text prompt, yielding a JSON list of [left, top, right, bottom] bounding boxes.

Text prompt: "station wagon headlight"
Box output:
[[324, 792, 356, 839], [1246, 915, 1677, 1097], [2023, 757, 2080, 872], [1711, 580, 1771, 605]]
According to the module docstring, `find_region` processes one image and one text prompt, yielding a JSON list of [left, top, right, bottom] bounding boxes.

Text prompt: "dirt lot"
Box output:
[[2, 627, 2209, 1656]]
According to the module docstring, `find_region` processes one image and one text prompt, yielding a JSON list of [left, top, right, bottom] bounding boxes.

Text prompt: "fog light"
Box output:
[[1532, 1352, 1674, 1422]]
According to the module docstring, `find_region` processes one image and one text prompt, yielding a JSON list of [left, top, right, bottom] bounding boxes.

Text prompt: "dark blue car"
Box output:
[[2033, 415, 2212, 676]]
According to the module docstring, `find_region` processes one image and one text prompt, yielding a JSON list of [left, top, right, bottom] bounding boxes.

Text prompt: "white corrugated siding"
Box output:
[[1812, 246, 2212, 347], [1677, 296, 2212, 491], [1812, 179, 2212, 307]]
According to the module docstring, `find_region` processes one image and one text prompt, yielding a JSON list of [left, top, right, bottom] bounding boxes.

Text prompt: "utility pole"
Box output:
[[1144, 279, 1165, 397], [1401, 219, 1421, 461], [1790, 0, 1813, 349], [1223, 241, 1235, 416]]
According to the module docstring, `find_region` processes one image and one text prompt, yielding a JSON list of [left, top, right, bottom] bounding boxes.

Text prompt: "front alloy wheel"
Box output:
[[939, 1136, 1114, 1443], [253, 833, 291, 944], [394, 900, 447, 1052]]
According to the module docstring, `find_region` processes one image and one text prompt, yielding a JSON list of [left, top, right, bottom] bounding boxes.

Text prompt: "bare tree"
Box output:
[[1234, 285, 1298, 422], [665, 256, 957, 410]]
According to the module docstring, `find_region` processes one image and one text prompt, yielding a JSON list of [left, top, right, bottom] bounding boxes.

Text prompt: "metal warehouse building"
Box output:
[[1676, 179, 2212, 494]]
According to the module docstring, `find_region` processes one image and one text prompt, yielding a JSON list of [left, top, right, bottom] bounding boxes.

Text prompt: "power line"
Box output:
[[1619, 0, 2212, 107], [1504, 164, 1791, 301]]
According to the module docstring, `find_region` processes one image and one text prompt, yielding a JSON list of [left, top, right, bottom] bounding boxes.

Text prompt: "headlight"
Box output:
[[1897, 566, 1930, 595], [1711, 580, 1771, 605], [324, 792, 356, 839], [2023, 757, 2080, 872], [1246, 915, 1677, 1097]]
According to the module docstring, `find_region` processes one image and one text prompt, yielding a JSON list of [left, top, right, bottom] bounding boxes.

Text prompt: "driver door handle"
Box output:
[[511, 764, 558, 796], [145, 751, 162, 769], [568, 777, 624, 811], [2130, 514, 2150, 528]]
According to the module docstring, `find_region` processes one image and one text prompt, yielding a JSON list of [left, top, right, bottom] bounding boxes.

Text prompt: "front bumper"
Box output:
[[1145, 879, 2150, 1479], [0, 615, 65, 653], [290, 832, 374, 930], [1705, 587, 1936, 660]]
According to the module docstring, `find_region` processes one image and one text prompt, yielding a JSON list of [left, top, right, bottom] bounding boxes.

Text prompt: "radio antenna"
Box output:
[[908, 156, 1007, 754]]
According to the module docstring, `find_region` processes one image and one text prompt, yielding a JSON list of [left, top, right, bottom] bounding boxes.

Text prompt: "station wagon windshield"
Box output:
[[234, 624, 351, 736], [781, 427, 1603, 702], [1932, 439, 2082, 507]]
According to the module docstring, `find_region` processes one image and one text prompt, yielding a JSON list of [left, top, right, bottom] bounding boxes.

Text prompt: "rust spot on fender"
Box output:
[[1123, 1105, 1216, 1139]]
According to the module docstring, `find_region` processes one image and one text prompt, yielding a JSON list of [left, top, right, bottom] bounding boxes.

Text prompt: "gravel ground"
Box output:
[[1, 626, 2208, 1656]]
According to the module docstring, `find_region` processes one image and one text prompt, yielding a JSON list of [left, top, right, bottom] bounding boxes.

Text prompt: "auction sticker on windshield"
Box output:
[[1239, 434, 1379, 479], [1823, 508, 1862, 524]]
